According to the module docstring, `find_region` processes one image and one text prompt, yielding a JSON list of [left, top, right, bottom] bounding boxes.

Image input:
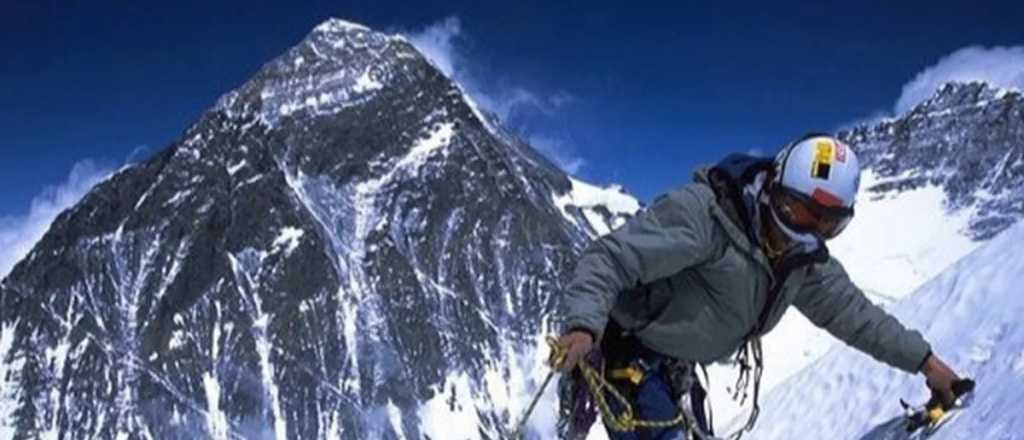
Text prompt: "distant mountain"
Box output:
[[0, 18, 637, 439], [841, 81, 1024, 241]]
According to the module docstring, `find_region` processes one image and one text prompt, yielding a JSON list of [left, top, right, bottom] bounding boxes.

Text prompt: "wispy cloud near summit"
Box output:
[[406, 17, 463, 79], [839, 46, 1024, 131], [0, 161, 112, 279], [896, 46, 1024, 114], [404, 17, 587, 175]]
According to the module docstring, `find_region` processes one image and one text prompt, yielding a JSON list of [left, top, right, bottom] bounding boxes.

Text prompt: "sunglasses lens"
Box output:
[[823, 213, 853, 239], [774, 193, 817, 231], [773, 189, 853, 240]]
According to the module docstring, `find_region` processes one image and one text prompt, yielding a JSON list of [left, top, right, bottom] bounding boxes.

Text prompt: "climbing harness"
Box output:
[[512, 336, 767, 440]]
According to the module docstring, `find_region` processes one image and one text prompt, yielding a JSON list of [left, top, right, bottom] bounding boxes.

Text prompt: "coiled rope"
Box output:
[[512, 336, 764, 440]]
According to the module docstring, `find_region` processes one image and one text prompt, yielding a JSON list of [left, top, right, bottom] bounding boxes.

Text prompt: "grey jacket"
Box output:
[[562, 166, 930, 373]]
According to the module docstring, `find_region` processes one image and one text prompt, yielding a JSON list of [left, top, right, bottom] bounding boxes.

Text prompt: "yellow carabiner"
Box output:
[[927, 406, 946, 424], [608, 366, 645, 385]]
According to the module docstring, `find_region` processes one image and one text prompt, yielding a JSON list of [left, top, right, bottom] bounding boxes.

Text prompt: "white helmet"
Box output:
[[768, 134, 860, 241]]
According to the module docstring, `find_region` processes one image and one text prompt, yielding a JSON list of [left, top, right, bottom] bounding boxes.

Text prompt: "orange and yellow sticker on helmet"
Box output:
[[811, 139, 833, 180], [834, 140, 847, 163]]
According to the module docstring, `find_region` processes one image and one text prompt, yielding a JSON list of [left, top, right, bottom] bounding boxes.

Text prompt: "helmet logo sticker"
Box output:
[[811, 140, 833, 180], [835, 141, 847, 163]]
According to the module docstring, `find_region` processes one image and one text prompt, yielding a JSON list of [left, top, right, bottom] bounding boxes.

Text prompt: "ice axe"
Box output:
[[510, 337, 567, 439], [901, 378, 976, 434]]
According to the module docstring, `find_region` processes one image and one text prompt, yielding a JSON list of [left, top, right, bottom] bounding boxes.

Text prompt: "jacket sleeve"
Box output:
[[561, 184, 717, 341], [793, 257, 931, 373]]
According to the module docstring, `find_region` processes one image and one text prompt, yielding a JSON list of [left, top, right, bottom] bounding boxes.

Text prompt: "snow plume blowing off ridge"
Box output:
[[405, 16, 462, 79], [896, 45, 1024, 114], [404, 17, 587, 175], [839, 45, 1024, 129], [0, 160, 113, 278], [748, 222, 1024, 439]]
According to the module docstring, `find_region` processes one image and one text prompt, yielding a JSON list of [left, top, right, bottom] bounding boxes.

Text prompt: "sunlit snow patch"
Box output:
[[554, 177, 641, 237], [203, 372, 228, 440], [272, 226, 305, 256], [419, 373, 482, 440], [830, 169, 979, 299]]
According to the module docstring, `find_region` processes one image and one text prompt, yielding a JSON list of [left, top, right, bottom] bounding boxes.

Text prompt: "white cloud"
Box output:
[[126, 144, 152, 163], [471, 87, 576, 124], [406, 18, 562, 123], [0, 160, 113, 279], [895, 46, 1024, 115], [548, 90, 576, 109], [839, 46, 1024, 129], [405, 18, 587, 173], [406, 16, 463, 79], [474, 87, 547, 122], [529, 135, 586, 175]]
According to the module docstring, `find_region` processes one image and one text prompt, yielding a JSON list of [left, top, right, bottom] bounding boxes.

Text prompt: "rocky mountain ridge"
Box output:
[[0, 18, 635, 439]]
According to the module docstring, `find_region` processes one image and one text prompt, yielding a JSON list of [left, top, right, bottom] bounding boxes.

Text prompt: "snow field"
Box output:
[[748, 222, 1024, 439]]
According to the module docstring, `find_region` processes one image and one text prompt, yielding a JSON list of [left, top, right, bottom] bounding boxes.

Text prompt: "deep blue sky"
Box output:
[[3, 1, 1023, 217]]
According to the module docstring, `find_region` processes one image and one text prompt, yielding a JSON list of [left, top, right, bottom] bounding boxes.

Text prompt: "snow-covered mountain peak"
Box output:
[[839, 80, 1024, 241], [0, 17, 620, 439], [303, 17, 405, 57], [907, 80, 1020, 119], [311, 17, 372, 35], [212, 19, 430, 128]]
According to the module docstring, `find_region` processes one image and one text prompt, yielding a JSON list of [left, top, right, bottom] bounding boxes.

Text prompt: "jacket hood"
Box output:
[[694, 154, 775, 243]]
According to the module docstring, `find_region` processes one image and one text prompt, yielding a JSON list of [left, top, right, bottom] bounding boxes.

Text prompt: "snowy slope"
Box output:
[[748, 222, 1024, 439], [830, 170, 980, 300]]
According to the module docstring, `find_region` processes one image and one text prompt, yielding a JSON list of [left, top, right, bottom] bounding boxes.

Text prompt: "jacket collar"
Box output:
[[695, 166, 776, 277]]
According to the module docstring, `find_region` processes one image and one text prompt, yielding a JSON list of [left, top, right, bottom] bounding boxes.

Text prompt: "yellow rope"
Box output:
[[516, 336, 759, 440], [545, 336, 688, 433]]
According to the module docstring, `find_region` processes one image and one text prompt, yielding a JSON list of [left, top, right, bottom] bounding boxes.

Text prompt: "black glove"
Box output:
[[553, 329, 594, 373], [921, 353, 963, 408]]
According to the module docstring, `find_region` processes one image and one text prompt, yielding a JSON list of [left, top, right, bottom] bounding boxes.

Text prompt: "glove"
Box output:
[[920, 353, 964, 408], [552, 329, 594, 373]]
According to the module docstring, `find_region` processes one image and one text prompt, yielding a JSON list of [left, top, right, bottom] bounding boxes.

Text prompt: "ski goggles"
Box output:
[[769, 186, 854, 240]]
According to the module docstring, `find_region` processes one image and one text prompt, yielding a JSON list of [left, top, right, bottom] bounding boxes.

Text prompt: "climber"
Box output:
[[554, 134, 965, 439]]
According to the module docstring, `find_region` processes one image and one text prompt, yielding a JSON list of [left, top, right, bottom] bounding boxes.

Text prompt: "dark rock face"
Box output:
[[840, 81, 1024, 240], [0, 19, 603, 439]]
